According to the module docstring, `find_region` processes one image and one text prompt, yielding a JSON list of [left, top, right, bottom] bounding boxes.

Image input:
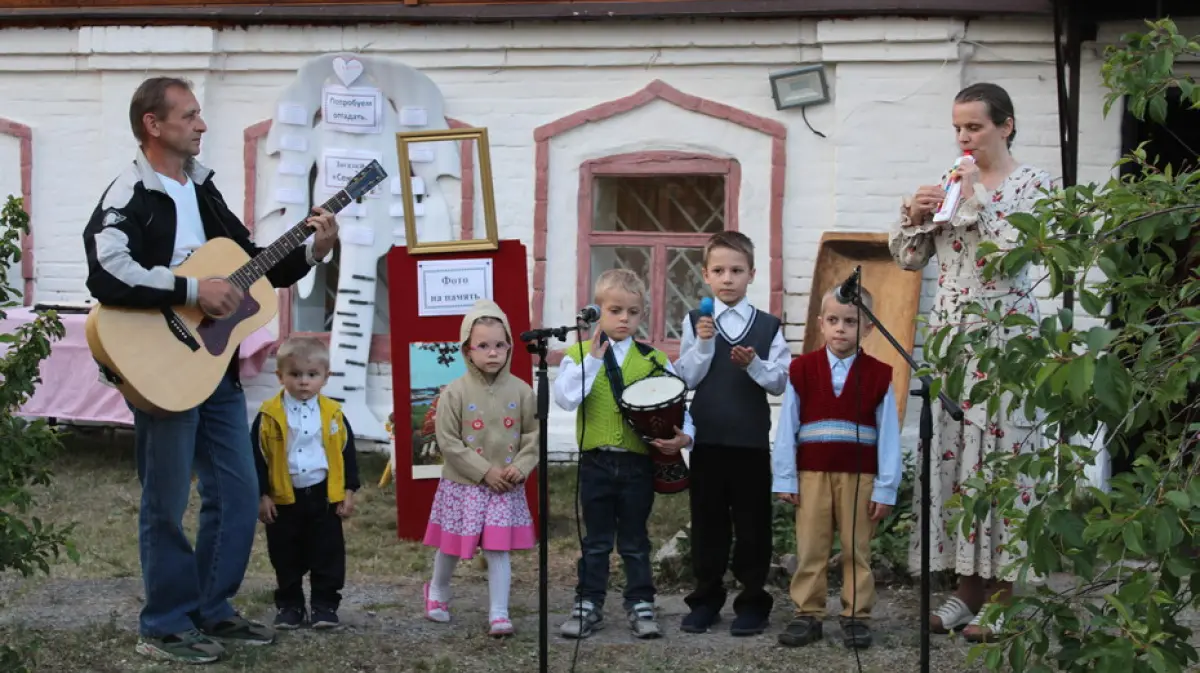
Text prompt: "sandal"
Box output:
[[962, 604, 1005, 643], [423, 582, 451, 623], [931, 596, 975, 634]]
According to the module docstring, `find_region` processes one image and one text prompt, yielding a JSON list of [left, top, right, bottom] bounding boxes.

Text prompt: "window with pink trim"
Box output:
[[578, 152, 740, 356]]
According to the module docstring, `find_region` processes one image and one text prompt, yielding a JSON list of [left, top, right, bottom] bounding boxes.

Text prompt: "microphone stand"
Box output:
[[520, 322, 581, 673], [842, 280, 962, 673]]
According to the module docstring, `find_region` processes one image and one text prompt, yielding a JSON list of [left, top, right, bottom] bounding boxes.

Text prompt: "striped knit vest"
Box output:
[[788, 349, 892, 474]]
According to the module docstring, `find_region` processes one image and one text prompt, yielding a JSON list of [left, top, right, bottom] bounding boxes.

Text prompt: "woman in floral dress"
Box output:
[[889, 82, 1050, 642]]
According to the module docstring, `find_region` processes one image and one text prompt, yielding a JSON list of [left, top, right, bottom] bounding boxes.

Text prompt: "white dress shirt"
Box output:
[[770, 347, 903, 506], [674, 297, 791, 396], [552, 336, 696, 441], [283, 392, 328, 488]]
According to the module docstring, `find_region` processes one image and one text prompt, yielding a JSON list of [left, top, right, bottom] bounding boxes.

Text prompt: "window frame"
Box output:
[[576, 151, 740, 358]]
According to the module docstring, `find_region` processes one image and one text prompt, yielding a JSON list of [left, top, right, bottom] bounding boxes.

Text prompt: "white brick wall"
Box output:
[[0, 16, 1134, 459]]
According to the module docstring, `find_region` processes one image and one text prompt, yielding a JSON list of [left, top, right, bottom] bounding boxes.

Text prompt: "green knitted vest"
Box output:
[[565, 341, 668, 455]]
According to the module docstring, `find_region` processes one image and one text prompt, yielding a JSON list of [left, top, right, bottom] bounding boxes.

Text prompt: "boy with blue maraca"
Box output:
[[674, 231, 792, 636]]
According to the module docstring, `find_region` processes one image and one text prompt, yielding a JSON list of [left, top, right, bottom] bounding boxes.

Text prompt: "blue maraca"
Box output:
[[699, 296, 714, 317]]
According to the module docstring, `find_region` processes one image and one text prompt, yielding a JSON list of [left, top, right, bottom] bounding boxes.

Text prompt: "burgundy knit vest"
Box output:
[[787, 349, 893, 474]]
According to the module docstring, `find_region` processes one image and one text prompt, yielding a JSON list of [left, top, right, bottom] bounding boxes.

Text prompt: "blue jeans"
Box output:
[[132, 376, 258, 637], [575, 450, 655, 611]]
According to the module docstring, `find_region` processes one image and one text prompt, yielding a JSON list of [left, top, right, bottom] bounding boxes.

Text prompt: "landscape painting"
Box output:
[[409, 341, 466, 479]]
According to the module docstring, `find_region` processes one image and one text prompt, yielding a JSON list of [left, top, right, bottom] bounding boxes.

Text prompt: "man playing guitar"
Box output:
[[82, 76, 339, 664]]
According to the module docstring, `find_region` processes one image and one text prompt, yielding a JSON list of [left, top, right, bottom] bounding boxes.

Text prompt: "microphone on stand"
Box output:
[[575, 304, 601, 325], [834, 266, 862, 305]]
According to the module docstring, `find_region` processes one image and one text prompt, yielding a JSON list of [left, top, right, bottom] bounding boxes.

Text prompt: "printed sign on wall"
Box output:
[[417, 258, 494, 317], [321, 85, 383, 134]]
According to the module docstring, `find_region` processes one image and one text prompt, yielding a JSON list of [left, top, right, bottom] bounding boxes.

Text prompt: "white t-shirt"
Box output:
[[155, 172, 207, 268]]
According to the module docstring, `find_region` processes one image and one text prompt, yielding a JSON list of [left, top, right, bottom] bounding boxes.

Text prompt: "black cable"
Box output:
[[849, 301, 864, 673], [568, 330, 589, 673]]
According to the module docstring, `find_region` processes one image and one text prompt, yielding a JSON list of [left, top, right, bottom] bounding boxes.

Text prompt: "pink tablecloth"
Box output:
[[0, 306, 276, 426]]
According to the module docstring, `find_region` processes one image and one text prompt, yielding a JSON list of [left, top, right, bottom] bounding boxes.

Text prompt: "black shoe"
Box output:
[[840, 617, 872, 649], [778, 616, 823, 647], [730, 612, 769, 637], [310, 606, 340, 630], [273, 607, 305, 631], [680, 607, 722, 634]]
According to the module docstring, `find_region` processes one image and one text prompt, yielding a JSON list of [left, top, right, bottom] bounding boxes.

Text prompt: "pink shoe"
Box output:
[[423, 582, 450, 623], [489, 617, 514, 637]]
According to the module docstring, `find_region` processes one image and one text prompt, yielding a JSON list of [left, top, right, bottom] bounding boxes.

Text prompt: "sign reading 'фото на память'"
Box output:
[[417, 259, 495, 317]]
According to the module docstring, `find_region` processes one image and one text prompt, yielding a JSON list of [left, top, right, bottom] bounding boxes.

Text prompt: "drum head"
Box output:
[[621, 376, 686, 408]]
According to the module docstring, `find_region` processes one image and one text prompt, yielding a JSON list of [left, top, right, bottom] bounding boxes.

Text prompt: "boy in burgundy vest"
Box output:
[[772, 287, 901, 650]]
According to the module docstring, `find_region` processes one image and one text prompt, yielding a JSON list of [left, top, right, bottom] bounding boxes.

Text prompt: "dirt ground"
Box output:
[[0, 426, 988, 672]]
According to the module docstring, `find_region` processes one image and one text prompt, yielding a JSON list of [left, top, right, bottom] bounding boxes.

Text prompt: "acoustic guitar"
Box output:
[[85, 160, 388, 416]]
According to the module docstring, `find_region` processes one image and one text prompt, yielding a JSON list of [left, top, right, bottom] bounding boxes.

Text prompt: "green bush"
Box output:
[[0, 195, 73, 671]]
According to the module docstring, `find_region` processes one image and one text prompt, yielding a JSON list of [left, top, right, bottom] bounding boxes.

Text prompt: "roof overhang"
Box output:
[[0, 0, 1054, 28]]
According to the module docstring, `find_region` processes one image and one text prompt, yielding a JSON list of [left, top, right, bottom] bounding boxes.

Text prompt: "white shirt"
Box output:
[[552, 336, 696, 441], [283, 392, 328, 488], [155, 172, 207, 269], [674, 297, 791, 396]]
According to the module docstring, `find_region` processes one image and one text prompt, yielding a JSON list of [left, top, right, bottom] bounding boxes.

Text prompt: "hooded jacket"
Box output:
[[435, 300, 539, 486]]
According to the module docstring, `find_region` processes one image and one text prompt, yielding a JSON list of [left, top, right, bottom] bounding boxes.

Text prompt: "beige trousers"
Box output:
[[788, 471, 877, 619]]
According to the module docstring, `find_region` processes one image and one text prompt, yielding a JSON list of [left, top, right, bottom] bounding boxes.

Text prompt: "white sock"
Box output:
[[429, 551, 459, 603], [484, 550, 511, 620]]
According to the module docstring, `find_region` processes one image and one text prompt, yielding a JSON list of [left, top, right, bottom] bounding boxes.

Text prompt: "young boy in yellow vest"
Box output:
[[552, 269, 694, 639], [252, 336, 360, 631]]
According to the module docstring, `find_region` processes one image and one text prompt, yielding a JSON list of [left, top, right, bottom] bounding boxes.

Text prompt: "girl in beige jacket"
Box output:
[[421, 300, 538, 637]]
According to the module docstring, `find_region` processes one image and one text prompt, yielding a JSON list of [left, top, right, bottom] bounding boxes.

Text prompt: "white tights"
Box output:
[[428, 549, 511, 620]]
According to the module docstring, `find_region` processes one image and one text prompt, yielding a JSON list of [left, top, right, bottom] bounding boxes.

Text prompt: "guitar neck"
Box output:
[[227, 191, 353, 291]]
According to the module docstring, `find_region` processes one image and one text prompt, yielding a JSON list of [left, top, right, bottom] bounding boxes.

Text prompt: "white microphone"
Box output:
[[575, 304, 601, 324]]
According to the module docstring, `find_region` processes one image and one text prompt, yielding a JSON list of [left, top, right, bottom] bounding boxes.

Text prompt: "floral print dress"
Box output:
[[889, 163, 1051, 582]]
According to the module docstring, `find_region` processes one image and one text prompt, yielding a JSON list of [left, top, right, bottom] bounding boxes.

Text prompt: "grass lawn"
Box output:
[[0, 426, 980, 672]]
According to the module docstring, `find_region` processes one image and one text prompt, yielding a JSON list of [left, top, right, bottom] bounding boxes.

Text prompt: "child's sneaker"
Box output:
[[559, 600, 603, 639], [273, 606, 305, 630], [311, 606, 340, 630], [840, 617, 872, 649], [423, 582, 450, 623], [627, 602, 662, 639], [200, 614, 275, 646], [488, 617, 514, 638], [135, 630, 224, 664], [778, 616, 823, 647]]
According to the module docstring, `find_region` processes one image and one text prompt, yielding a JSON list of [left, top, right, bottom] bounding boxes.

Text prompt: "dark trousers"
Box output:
[[684, 444, 774, 618], [575, 450, 656, 611], [265, 481, 345, 611]]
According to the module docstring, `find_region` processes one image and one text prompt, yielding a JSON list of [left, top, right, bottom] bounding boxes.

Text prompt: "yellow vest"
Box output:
[[565, 341, 668, 455], [257, 392, 348, 505]]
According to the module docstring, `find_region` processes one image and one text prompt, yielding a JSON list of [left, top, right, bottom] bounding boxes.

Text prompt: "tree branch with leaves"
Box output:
[[0, 195, 75, 672]]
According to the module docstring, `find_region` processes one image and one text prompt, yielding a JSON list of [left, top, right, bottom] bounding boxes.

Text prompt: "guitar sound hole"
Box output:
[[195, 293, 260, 356]]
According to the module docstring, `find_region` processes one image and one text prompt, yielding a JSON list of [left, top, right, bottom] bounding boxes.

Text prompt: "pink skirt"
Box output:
[[423, 478, 535, 559]]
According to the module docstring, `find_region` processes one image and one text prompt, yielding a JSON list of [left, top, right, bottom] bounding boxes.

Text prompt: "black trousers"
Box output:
[[684, 444, 774, 618], [265, 481, 346, 611]]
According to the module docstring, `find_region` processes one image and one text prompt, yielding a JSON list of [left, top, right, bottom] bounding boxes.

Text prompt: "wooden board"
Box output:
[[802, 232, 923, 425]]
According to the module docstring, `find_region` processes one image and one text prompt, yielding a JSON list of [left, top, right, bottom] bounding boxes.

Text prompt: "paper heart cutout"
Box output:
[[332, 57, 364, 87]]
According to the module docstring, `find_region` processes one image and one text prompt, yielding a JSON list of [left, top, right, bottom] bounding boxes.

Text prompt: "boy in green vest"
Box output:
[[252, 336, 360, 631], [553, 269, 695, 639]]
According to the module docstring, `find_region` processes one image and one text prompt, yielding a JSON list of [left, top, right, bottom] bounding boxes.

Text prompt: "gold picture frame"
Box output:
[[395, 127, 500, 254]]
